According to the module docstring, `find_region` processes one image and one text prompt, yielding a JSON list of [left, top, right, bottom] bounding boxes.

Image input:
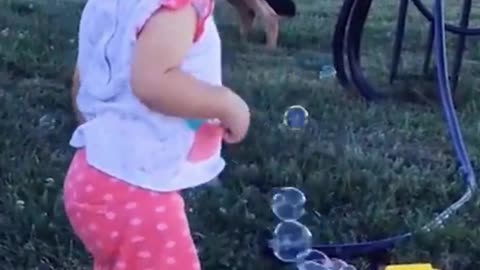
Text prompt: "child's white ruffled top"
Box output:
[[70, 0, 225, 191]]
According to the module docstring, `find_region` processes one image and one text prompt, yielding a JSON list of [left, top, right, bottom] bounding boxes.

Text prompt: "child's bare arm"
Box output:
[[131, 4, 230, 120], [71, 66, 85, 124]]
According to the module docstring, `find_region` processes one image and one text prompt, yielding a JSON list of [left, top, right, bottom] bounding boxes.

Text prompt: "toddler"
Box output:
[[63, 0, 250, 269]]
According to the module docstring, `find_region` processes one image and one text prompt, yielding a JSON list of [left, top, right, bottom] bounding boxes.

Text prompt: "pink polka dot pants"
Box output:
[[63, 150, 201, 270]]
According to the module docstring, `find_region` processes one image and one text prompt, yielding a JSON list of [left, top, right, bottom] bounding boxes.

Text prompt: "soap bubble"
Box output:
[[38, 113, 57, 130], [302, 250, 332, 266], [295, 249, 334, 270], [269, 187, 358, 270], [283, 105, 309, 130], [297, 260, 330, 270], [273, 187, 306, 205], [270, 220, 313, 262], [330, 258, 349, 269], [339, 266, 357, 270], [319, 65, 337, 79], [271, 187, 306, 221], [297, 252, 357, 270]]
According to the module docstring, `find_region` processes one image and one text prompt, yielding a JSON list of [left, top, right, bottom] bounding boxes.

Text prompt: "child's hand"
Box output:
[[220, 90, 250, 144]]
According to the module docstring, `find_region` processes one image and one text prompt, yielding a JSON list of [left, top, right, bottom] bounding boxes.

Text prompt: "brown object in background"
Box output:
[[226, 0, 296, 49]]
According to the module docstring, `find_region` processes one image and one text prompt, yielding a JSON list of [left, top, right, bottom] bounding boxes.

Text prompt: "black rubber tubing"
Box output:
[[411, 0, 480, 35], [345, 0, 386, 100], [331, 0, 356, 89]]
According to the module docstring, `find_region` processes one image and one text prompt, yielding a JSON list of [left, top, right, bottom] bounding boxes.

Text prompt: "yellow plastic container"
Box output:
[[385, 264, 438, 270]]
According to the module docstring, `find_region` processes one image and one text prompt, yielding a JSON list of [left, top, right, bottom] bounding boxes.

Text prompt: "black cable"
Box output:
[[432, 0, 476, 190], [345, 0, 385, 100], [411, 0, 480, 35], [331, 0, 356, 89]]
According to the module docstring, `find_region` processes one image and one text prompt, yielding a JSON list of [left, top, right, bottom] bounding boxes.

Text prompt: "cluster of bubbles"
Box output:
[[269, 187, 357, 270]]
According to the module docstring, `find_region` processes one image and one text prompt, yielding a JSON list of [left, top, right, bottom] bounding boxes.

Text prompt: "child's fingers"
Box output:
[[222, 130, 235, 143], [223, 130, 242, 144]]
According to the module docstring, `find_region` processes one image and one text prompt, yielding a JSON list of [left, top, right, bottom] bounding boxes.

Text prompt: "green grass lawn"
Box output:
[[1, 0, 480, 269]]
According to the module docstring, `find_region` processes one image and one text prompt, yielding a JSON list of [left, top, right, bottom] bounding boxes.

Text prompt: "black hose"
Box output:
[[333, 0, 480, 101], [411, 0, 480, 35], [432, 0, 475, 188], [331, 0, 356, 89], [345, 0, 385, 100]]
